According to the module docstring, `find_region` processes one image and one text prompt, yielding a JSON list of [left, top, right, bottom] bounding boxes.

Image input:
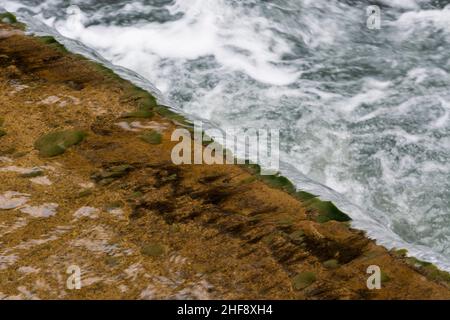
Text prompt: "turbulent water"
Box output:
[[2, 0, 450, 270]]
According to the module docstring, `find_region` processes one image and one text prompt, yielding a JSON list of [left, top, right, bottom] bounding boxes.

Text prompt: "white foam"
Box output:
[[46, 0, 300, 86]]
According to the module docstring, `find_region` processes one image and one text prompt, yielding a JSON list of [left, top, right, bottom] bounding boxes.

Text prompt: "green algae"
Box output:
[[139, 130, 162, 145], [155, 105, 192, 126], [292, 272, 316, 290], [0, 12, 17, 23], [239, 162, 351, 223], [124, 86, 158, 110], [296, 191, 317, 202], [381, 271, 390, 283], [34, 130, 86, 157], [122, 105, 154, 119], [141, 243, 165, 257], [0, 12, 25, 30], [405, 257, 450, 283], [260, 174, 297, 194], [323, 259, 340, 269], [392, 248, 408, 258], [308, 200, 351, 223], [37, 36, 69, 53]]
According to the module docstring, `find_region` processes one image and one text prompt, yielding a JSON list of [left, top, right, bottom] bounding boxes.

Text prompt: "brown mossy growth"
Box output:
[[34, 130, 86, 157], [289, 230, 305, 244], [141, 243, 165, 257], [77, 189, 93, 198], [198, 174, 227, 185], [302, 232, 364, 264], [91, 164, 134, 185], [104, 201, 123, 211], [292, 272, 316, 290], [190, 186, 235, 205], [20, 170, 44, 178], [237, 176, 257, 186], [140, 130, 162, 145], [323, 259, 340, 269], [0, 117, 5, 138], [105, 256, 120, 267], [275, 217, 295, 228]]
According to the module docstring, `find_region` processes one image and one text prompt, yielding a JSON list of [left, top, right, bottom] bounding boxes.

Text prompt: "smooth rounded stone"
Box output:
[[34, 130, 86, 157], [19, 203, 58, 218], [73, 206, 99, 219], [292, 272, 316, 290], [0, 191, 30, 209], [30, 176, 52, 186]]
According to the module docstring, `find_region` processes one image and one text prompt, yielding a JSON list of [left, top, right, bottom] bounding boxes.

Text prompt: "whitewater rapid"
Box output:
[[1, 0, 449, 271]]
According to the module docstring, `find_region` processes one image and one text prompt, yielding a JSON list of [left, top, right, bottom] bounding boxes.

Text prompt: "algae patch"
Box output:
[[0, 12, 25, 30], [292, 272, 316, 290], [37, 36, 68, 53], [323, 259, 340, 269], [122, 106, 154, 119], [34, 130, 86, 157], [140, 130, 162, 145], [141, 243, 165, 257]]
